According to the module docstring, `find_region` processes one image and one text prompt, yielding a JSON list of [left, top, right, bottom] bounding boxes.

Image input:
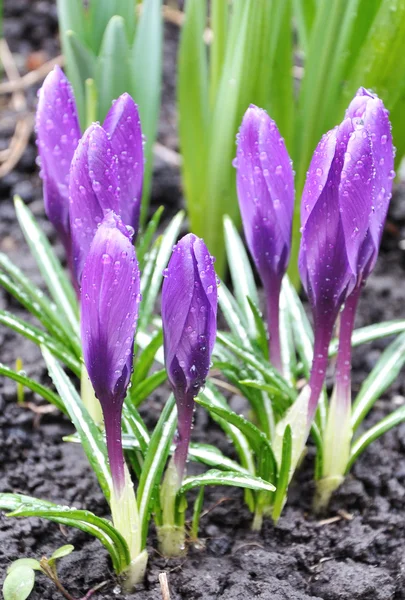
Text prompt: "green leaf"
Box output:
[[209, 0, 228, 105], [351, 331, 405, 431], [0, 253, 80, 356], [130, 369, 167, 407], [218, 282, 252, 349], [178, 0, 209, 236], [188, 442, 248, 474], [14, 196, 79, 337], [133, 329, 163, 386], [0, 311, 81, 377], [7, 560, 41, 574], [293, 0, 317, 53], [195, 396, 277, 482], [281, 276, 313, 376], [3, 566, 35, 600], [239, 379, 292, 414], [49, 544, 74, 561], [96, 16, 131, 121], [0, 364, 65, 413], [223, 215, 259, 336], [246, 297, 269, 359], [136, 206, 164, 271], [329, 320, 405, 357], [179, 469, 275, 495], [279, 281, 297, 385], [138, 211, 184, 331], [271, 425, 292, 522], [41, 346, 112, 501], [0, 493, 129, 574], [131, 0, 163, 224], [88, 0, 136, 54], [137, 394, 177, 547], [348, 402, 405, 472]]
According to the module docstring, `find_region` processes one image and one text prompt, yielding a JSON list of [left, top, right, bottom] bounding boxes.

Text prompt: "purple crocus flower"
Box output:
[[299, 88, 394, 426], [35, 65, 80, 263], [36, 68, 144, 285], [236, 105, 294, 372], [162, 234, 218, 481], [81, 211, 141, 492]]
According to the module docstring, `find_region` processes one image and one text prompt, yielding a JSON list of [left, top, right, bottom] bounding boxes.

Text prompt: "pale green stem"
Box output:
[[157, 457, 186, 557], [110, 464, 148, 589], [80, 364, 103, 424]]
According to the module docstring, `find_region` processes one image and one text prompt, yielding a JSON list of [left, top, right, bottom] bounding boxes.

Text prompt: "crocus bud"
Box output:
[[81, 212, 141, 491], [69, 124, 121, 286], [103, 93, 144, 239], [162, 234, 218, 480], [299, 88, 394, 424], [236, 105, 294, 372], [35, 65, 80, 259]]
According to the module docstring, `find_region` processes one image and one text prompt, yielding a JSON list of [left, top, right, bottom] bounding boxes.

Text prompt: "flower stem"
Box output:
[[315, 287, 361, 511], [104, 405, 125, 493], [173, 391, 194, 482], [158, 457, 186, 557], [266, 279, 283, 373]]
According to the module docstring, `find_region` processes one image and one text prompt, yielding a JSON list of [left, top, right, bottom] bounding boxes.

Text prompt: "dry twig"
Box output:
[[159, 572, 171, 600]]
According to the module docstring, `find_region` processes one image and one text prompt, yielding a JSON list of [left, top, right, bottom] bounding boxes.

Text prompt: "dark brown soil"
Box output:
[[1, 2, 405, 599]]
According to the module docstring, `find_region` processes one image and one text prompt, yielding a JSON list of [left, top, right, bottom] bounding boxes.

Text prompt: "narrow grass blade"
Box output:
[[179, 469, 275, 495], [137, 394, 177, 547], [271, 425, 292, 522], [136, 206, 164, 271], [0, 311, 81, 376], [348, 403, 405, 472], [218, 282, 252, 348], [0, 364, 65, 413], [14, 196, 79, 337], [0, 493, 129, 573], [130, 369, 167, 407], [351, 332, 405, 431], [41, 346, 112, 501], [132, 0, 163, 224], [329, 320, 405, 357], [133, 329, 163, 386], [138, 210, 184, 331]]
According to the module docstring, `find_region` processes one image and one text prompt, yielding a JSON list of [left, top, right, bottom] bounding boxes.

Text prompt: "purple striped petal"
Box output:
[[162, 234, 218, 480], [103, 94, 144, 239], [81, 211, 140, 491], [36, 65, 80, 254], [69, 124, 121, 286], [236, 105, 294, 283]]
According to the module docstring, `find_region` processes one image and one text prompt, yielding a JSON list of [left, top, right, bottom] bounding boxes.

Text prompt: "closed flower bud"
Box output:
[[236, 105, 294, 371], [35, 65, 80, 262], [81, 211, 141, 491], [162, 234, 218, 480]]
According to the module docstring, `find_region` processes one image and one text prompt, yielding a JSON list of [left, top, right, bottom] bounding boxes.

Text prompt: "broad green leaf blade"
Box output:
[[293, 0, 317, 53], [329, 320, 405, 356], [179, 469, 275, 495], [88, 0, 136, 54], [132, 0, 163, 224], [96, 16, 131, 121], [271, 425, 292, 522], [136, 206, 164, 271], [3, 565, 35, 600], [41, 346, 112, 501], [0, 493, 129, 574], [137, 394, 177, 547], [14, 196, 79, 336], [131, 369, 167, 407], [209, 0, 228, 106], [0, 311, 81, 377], [240, 379, 292, 414], [178, 0, 209, 235], [348, 402, 405, 471], [7, 559, 41, 573], [138, 210, 184, 331], [223, 215, 259, 336], [188, 442, 248, 474], [351, 332, 405, 431], [0, 364, 65, 413], [50, 544, 74, 561]]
